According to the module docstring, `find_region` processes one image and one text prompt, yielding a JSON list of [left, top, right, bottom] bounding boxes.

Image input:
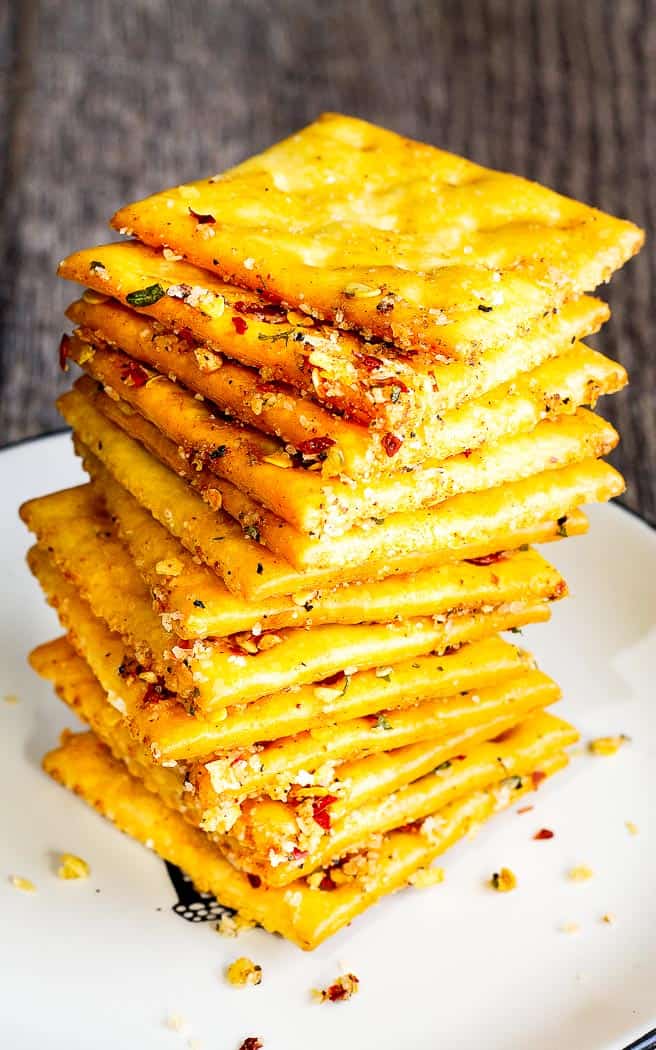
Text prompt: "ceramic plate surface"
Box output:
[[1, 433, 655, 1050]]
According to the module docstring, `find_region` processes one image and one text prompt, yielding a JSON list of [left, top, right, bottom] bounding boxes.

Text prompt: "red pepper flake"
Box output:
[[464, 551, 507, 566], [359, 354, 384, 372], [317, 973, 360, 1003], [396, 819, 423, 834], [142, 684, 165, 706], [120, 360, 149, 387], [462, 448, 473, 458], [238, 1039, 263, 1050], [247, 873, 262, 888], [230, 752, 246, 767], [255, 379, 282, 394], [531, 770, 547, 789], [233, 300, 285, 323], [517, 805, 534, 815], [297, 436, 336, 456], [382, 432, 403, 457], [232, 316, 248, 335], [319, 874, 337, 891], [311, 795, 338, 831], [59, 334, 72, 371], [188, 206, 216, 224], [534, 828, 555, 840], [290, 847, 308, 861], [374, 377, 409, 394], [452, 754, 467, 761]]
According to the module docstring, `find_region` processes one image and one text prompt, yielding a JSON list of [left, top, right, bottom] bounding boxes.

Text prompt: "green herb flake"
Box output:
[[434, 760, 452, 773], [125, 283, 165, 307], [518, 543, 530, 552], [509, 627, 523, 635], [244, 524, 261, 542], [556, 515, 568, 538], [89, 260, 106, 273], [375, 715, 393, 731], [193, 599, 206, 608], [209, 445, 228, 460], [256, 563, 264, 575]]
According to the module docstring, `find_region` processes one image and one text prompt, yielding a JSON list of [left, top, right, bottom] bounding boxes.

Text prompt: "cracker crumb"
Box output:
[[407, 866, 445, 888], [601, 912, 615, 924], [215, 912, 255, 937], [9, 874, 36, 893], [226, 957, 262, 987], [238, 1039, 263, 1050], [490, 867, 517, 892], [57, 853, 91, 880], [3, 694, 19, 704], [588, 734, 630, 756], [165, 1014, 190, 1034], [625, 820, 639, 836], [568, 865, 594, 882], [560, 921, 580, 934], [313, 972, 360, 1003]]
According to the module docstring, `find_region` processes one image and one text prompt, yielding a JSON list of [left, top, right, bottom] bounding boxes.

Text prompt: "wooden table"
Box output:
[[1, 0, 654, 525]]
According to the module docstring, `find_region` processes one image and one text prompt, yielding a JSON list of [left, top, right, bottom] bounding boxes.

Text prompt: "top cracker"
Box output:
[[112, 113, 643, 360]]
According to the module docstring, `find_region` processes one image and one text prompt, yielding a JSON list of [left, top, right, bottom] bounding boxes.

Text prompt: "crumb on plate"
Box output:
[[57, 853, 91, 879], [490, 867, 517, 892], [568, 865, 594, 882], [9, 874, 36, 893], [313, 972, 360, 1003], [588, 735, 630, 756], [226, 957, 262, 987]]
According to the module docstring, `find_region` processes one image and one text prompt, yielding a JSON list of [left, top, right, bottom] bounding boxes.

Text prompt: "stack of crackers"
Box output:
[[22, 115, 642, 949]]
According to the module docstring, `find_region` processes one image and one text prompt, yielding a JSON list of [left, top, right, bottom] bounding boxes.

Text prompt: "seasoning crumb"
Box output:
[[601, 912, 615, 925], [215, 911, 256, 937], [560, 921, 580, 934], [238, 1039, 263, 1050], [226, 957, 262, 987], [313, 973, 360, 1003], [9, 874, 36, 893], [57, 853, 91, 880], [408, 866, 445, 887], [588, 734, 630, 756], [3, 694, 19, 704], [568, 865, 594, 882], [155, 558, 184, 577], [625, 820, 639, 836], [165, 1014, 190, 1034], [490, 867, 517, 892]]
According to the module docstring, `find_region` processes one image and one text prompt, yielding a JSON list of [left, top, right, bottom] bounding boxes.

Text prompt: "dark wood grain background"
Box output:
[[1, 0, 654, 524]]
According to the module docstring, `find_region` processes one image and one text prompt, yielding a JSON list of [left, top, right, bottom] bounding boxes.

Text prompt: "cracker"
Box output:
[[84, 372, 615, 544], [65, 331, 625, 515], [61, 253, 609, 441], [37, 637, 556, 847], [42, 728, 567, 947], [110, 114, 643, 358], [97, 467, 566, 639], [218, 712, 577, 885], [27, 535, 557, 713], [32, 629, 535, 762]]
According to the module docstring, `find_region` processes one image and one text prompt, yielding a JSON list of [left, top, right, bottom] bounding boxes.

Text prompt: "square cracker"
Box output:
[[112, 113, 643, 359]]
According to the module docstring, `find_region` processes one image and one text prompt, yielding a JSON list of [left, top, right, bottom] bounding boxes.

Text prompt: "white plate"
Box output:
[[1, 433, 655, 1050]]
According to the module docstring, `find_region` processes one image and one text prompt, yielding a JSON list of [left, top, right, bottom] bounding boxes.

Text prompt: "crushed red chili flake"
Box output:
[[247, 873, 262, 888], [142, 684, 165, 706], [319, 874, 337, 891], [297, 436, 336, 456], [120, 360, 149, 387], [462, 448, 473, 458], [238, 1038, 263, 1050], [517, 805, 534, 815], [311, 795, 338, 831], [233, 300, 285, 323], [255, 379, 283, 393], [534, 828, 555, 840], [396, 819, 423, 833], [531, 770, 547, 789], [188, 206, 216, 224], [232, 316, 248, 335], [382, 432, 403, 457], [464, 551, 507, 566], [359, 353, 384, 372], [317, 973, 360, 1003], [58, 333, 72, 371], [290, 847, 308, 861]]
